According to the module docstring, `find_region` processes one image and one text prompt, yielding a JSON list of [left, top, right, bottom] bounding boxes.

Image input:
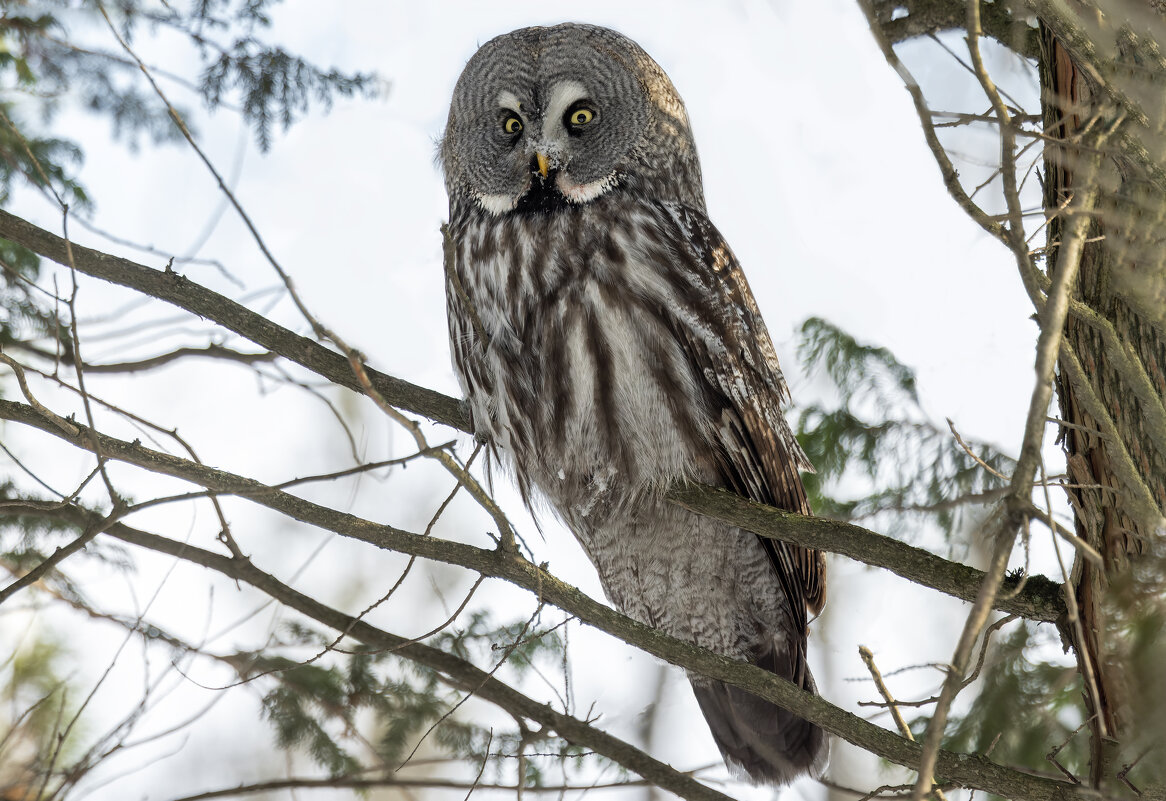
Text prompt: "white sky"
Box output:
[[3, 2, 1066, 799]]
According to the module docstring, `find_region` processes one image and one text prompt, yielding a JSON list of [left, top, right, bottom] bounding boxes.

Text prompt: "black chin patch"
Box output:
[[514, 169, 570, 216]]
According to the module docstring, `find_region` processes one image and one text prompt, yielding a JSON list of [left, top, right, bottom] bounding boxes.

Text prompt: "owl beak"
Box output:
[[535, 152, 550, 178]]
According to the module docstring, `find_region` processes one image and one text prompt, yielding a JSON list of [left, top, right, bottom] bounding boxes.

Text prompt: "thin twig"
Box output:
[[164, 774, 672, 801], [0, 353, 79, 437], [909, 7, 1103, 796], [857, 0, 1006, 240], [78, 344, 276, 373], [947, 418, 1008, 480], [0, 511, 120, 606], [95, 3, 318, 338], [858, 646, 940, 801], [1040, 462, 1107, 740]]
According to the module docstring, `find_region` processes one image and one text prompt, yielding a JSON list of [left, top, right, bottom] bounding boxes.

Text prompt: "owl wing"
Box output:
[[656, 202, 826, 623]]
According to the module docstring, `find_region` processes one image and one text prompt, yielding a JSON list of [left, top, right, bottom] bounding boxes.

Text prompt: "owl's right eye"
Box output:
[[503, 116, 523, 134]]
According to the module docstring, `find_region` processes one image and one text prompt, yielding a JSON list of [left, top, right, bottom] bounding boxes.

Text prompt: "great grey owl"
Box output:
[[440, 23, 828, 785]]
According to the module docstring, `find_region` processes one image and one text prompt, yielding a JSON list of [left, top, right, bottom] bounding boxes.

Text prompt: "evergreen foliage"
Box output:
[[254, 613, 576, 783], [794, 318, 1100, 792], [939, 622, 1087, 791], [0, 0, 380, 364], [795, 316, 1014, 531], [0, 629, 78, 797]]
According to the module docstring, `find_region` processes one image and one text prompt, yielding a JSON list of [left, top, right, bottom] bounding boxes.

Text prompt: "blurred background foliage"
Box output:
[[249, 613, 578, 782], [795, 316, 1014, 530], [0, 1, 387, 796], [0, 0, 378, 365], [792, 316, 1094, 792]]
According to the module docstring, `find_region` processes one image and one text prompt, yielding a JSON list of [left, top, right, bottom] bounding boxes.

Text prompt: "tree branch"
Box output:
[[79, 513, 730, 801], [874, 0, 1041, 59], [0, 208, 470, 432], [857, 0, 1009, 242], [870, 0, 1166, 200], [667, 485, 1064, 622], [79, 344, 277, 373], [167, 775, 666, 801], [1, 500, 1103, 801], [0, 387, 1065, 626], [0, 208, 1068, 623]]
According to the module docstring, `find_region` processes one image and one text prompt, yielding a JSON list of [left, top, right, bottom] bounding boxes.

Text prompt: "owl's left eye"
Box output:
[[565, 105, 597, 127], [503, 116, 523, 134]]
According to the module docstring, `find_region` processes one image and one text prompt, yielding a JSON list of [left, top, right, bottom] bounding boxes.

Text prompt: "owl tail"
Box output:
[[690, 646, 828, 786]]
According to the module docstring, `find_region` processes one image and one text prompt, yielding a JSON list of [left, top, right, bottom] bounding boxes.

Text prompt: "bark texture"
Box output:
[[1039, 7, 1166, 788]]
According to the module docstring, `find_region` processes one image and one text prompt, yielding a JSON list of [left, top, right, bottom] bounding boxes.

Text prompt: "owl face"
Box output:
[[442, 24, 703, 215]]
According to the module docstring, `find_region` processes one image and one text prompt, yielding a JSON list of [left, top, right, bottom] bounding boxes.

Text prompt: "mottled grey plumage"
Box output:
[[440, 23, 828, 785]]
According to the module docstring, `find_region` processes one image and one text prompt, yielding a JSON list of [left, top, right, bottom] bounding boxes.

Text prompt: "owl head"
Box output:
[[441, 23, 705, 216]]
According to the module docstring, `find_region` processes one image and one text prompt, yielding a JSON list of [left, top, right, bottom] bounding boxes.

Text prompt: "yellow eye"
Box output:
[[568, 107, 595, 126], [503, 116, 523, 134]]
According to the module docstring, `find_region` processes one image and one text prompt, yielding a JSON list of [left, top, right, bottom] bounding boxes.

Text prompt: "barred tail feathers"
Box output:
[[690, 646, 828, 786]]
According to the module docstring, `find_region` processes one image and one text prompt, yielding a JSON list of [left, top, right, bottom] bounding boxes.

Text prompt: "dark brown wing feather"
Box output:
[[657, 201, 826, 621]]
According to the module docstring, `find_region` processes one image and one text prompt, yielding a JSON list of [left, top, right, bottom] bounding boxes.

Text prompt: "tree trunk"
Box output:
[[1040, 8, 1166, 790]]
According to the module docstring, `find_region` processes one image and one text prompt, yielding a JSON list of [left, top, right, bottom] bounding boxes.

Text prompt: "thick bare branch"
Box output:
[[1, 501, 1103, 801], [0, 390, 1065, 624], [667, 485, 1064, 622], [0, 208, 470, 432], [0, 208, 1067, 622], [875, 0, 1041, 58]]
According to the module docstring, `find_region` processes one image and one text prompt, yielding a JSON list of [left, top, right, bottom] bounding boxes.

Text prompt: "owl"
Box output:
[[440, 23, 828, 785]]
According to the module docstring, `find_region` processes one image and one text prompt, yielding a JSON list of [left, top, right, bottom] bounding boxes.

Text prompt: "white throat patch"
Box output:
[[557, 171, 618, 204]]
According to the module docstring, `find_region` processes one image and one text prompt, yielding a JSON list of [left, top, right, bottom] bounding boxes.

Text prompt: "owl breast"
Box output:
[[447, 193, 790, 662], [448, 194, 721, 519]]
